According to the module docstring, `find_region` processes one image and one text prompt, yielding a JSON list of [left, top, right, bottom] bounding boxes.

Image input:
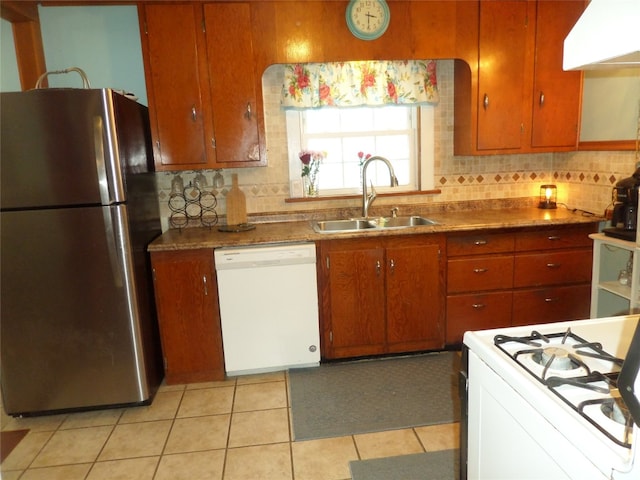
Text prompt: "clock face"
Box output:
[[346, 0, 390, 41]]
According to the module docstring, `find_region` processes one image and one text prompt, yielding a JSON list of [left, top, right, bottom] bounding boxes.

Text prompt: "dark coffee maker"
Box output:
[[604, 167, 640, 241]]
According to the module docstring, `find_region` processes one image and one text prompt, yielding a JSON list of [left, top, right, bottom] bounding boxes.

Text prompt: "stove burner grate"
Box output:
[[546, 371, 612, 394], [494, 328, 624, 375], [494, 328, 629, 449], [579, 397, 634, 448]]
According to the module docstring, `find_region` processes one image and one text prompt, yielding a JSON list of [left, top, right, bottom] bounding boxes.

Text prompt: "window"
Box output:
[[287, 104, 435, 197]]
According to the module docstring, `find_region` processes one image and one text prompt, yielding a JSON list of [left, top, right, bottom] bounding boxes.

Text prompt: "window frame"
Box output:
[[286, 105, 435, 198]]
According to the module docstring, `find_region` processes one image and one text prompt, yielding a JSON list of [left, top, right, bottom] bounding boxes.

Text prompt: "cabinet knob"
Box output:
[[191, 105, 197, 122], [474, 240, 488, 246], [546, 263, 561, 269], [376, 260, 381, 276], [547, 236, 561, 241], [539, 91, 545, 106], [473, 268, 488, 274], [483, 94, 489, 110], [472, 303, 486, 309], [544, 297, 558, 303], [245, 102, 252, 120], [389, 258, 395, 273]]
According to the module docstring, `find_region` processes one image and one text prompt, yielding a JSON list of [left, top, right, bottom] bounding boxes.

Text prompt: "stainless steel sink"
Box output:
[[376, 216, 438, 228], [313, 219, 377, 233], [312, 216, 437, 233]]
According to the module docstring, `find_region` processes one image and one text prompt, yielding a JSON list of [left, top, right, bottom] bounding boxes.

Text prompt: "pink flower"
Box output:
[[387, 81, 397, 102], [361, 73, 375, 93], [358, 152, 372, 165], [319, 83, 332, 104], [299, 153, 312, 165], [294, 64, 310, 89]]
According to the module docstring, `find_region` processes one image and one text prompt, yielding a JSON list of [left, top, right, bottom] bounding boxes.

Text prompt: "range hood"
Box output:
[[563, 0, 640, 70]]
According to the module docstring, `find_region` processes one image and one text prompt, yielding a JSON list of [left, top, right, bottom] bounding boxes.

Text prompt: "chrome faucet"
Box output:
[[361, 156, 399, 218]]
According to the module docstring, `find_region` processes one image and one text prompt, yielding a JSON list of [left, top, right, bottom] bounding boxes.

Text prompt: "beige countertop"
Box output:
[[148, 207, 603, 252]]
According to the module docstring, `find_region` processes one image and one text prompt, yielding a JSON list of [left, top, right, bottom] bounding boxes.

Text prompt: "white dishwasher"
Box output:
[[214, 242, 320, 376]]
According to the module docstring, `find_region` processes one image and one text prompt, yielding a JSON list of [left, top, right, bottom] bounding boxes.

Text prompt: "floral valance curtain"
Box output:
[[281, 60, 439, 109]]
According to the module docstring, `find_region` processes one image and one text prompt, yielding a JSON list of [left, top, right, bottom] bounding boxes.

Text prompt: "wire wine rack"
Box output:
[[169, 181, 218, 229]]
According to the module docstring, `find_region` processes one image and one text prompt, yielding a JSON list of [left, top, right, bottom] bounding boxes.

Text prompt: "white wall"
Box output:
[[1, 19, 21, 92], [581, 69, 640, 141], [1, 5, 147, 104]]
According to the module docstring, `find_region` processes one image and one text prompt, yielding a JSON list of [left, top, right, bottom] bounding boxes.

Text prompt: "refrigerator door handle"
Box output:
[[93, 116, 112, 205], [102, 206, 124, 288], [94, 91, 127, 205], [101, 92, 126, 203]]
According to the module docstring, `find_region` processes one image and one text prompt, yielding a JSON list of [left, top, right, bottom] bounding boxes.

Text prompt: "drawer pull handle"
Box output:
[[548, 236, 561, 241], [389, 258, 395, 273], [203, 275, 208, 296], [376, 260, 382, 276], [473, 268, 488, 273], [544, 297, 558, 303], [474, 240, 487, 246], [483, 93, 489, 109], [546, 263, 561, 269], [472, 303, 486, 309]]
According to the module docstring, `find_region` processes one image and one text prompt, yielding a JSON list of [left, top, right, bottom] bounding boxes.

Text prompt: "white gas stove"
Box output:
[[461, 315, 640, 480]]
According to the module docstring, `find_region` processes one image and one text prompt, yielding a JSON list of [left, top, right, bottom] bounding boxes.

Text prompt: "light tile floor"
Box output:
[[1, 371, 459, 480]]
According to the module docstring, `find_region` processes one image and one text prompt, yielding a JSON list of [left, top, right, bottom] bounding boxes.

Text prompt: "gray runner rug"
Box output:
[[350, 450, 460, 480], [289, 351, 460, 441]]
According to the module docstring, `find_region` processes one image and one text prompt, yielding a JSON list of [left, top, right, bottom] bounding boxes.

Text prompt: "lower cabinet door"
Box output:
[[387, 243, 444, 352], [151, 249, 225, 383], [446, 291, 513, 344]]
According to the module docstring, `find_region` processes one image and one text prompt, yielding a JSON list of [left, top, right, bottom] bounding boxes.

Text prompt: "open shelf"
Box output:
[[590, 233, 639, 317]]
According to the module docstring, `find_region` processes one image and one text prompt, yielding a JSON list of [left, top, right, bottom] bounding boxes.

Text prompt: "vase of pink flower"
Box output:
[[358, 151, 372, 193], [299, 150, 325, 197]]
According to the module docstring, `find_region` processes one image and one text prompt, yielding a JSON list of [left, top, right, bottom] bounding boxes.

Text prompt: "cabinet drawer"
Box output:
[[447, 233, 515, 256], [446, 291, 513, 344], [448, 255, 514, 293], [515, 226, 595, 251], [512, 284, 591, 326], [513, 249, 591, 288], [514, 250, 591, 287]]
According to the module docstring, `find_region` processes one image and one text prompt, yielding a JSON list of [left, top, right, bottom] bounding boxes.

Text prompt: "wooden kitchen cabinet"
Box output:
[[446, 232, 516, 344], [139, 2, 265, 171], [530, 0, 584, 149], [150, 249, 225, 384], [445, 224, 598, 344], [454, 0, 584, 155], [386, 242, 444, 353], [318, 235, 445, 359]]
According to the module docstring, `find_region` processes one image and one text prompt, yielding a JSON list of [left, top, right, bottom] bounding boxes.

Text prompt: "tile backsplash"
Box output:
[[155, 60, 636, 230]]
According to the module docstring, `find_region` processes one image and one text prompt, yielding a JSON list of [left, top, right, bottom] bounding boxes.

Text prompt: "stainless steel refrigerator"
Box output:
[[0, 88, 163, 416]]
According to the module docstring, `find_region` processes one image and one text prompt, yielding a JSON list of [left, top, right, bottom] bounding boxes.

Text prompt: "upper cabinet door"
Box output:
[[140, 4, 215, 170], [476, 1, 529, 151], [530, 0, 583, 149], [204, 3, 265, 166]]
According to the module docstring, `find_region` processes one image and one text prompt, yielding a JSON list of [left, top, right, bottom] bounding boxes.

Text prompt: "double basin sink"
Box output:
[[313, 216, 438, 233]]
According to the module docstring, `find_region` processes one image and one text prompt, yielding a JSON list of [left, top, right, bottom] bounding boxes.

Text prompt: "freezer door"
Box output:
[[0, 205, 162, 415], [0, 89, 152, 210]]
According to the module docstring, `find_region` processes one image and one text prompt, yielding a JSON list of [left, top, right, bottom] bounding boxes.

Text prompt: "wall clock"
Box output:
[[345, 0, 390, 41]]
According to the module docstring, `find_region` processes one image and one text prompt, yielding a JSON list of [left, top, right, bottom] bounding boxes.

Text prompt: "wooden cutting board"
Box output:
[[226, 173, 247, 225]]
